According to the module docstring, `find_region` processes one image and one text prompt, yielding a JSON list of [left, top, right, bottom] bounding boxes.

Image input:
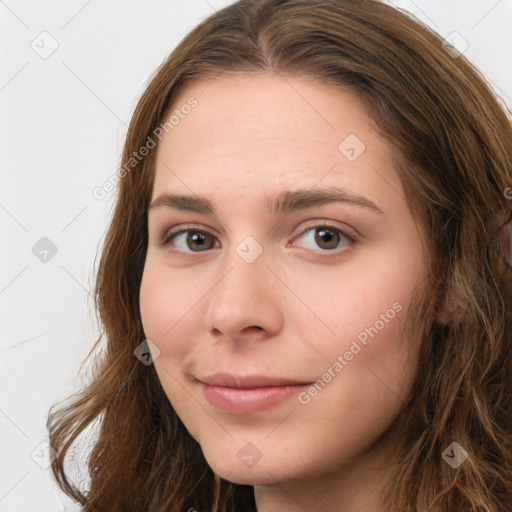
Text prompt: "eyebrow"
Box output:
[[148, 187, 385, 216]]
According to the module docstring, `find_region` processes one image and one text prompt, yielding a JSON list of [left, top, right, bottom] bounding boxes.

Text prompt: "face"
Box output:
[[139, 74, 426, 487]]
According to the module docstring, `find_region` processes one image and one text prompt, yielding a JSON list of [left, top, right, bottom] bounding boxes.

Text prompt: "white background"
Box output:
[[1, 1, 511, 510]]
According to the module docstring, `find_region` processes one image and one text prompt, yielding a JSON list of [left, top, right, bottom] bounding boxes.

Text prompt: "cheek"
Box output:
[[139, 267, 203, 436], [285, 254, 419, 419], [285, 258, 415, 360], [139, 269, 168, 341], [294, 303, 416, 463], [139, 266, 194, 348]]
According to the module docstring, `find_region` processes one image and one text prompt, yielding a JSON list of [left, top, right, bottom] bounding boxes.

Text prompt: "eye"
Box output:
[[160, 222, 355, 254], [292, 224, 354, 252], [161, 226, 219, 253]]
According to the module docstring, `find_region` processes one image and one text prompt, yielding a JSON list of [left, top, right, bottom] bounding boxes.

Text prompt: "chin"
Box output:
[[200, 444, 305, 487], [219, 470, 274, 486]]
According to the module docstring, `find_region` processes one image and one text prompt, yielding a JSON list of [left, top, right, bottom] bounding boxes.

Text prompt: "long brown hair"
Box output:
[[48, 0, 512, 510]]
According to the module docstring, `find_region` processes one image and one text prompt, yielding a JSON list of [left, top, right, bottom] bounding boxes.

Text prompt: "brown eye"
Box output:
[[185, 231, 215, 251], [314, 227, 340, 250], [162, 228, 218, 252], [294, 224, 353, 252]]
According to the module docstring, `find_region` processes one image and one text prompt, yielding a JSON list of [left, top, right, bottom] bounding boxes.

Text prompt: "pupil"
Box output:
[[187, 232, 210, 251], [315, 228, 339, 250]]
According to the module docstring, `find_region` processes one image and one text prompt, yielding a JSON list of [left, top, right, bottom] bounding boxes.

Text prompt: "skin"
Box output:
[[139, 73, 427, 512]]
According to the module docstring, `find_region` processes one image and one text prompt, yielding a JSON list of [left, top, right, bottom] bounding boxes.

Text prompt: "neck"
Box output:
[[253, 438, 391, 512]]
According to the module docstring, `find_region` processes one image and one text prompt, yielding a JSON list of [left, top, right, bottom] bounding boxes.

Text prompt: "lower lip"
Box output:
[[200, 383, 309, 414]]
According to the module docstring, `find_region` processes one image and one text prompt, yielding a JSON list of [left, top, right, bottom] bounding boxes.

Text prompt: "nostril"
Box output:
[[242, 326, 264, 334]]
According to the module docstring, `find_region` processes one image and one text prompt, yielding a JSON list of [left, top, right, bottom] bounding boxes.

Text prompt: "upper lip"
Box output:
[[196, 373, 312, 389]]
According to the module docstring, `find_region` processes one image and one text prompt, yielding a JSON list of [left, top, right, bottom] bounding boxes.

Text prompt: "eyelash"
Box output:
[[159, 222, 357, 255]]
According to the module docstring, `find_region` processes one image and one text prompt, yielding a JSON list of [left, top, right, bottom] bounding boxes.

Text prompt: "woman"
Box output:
[[48, 0, 512, 510]]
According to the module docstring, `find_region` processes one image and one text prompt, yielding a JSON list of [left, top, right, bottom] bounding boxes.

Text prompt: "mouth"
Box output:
[[195, 373, 313, 415]]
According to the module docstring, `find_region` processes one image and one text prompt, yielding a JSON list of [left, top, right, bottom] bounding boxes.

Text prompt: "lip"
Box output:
[[198, 372, 311, 389], [196, 373, 312, 415]]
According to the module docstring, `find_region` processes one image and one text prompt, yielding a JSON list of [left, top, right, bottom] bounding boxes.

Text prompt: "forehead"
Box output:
[[152, 74, 404, 209]]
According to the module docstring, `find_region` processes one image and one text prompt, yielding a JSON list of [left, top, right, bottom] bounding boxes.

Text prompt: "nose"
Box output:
[[203, 248, 284, 344]]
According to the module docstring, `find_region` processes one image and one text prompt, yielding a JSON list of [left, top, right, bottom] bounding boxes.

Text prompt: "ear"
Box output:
[[496, 221, 512, 267], [434, 287, 455, 326], [433, 271, 472, 327]]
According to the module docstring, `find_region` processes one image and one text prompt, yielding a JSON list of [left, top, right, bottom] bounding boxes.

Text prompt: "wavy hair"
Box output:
[[48, 0, 512, 510]]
